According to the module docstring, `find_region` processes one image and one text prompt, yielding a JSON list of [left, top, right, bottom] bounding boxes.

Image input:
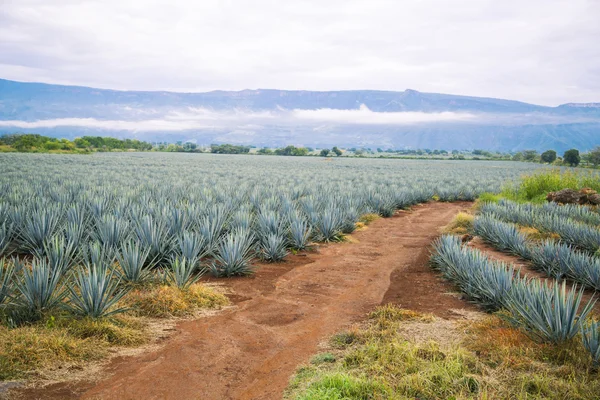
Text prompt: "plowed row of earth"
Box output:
[[13, 201, 474, 400]]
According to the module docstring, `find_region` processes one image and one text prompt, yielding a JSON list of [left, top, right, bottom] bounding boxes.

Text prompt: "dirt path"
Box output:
[[15, 201, 472, 400]]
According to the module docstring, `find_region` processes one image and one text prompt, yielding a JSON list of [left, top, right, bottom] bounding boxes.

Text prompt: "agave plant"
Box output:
[[505, 280, 596, 343], [68, 264, 129, 318], [35, 235, 79, 274], [14, 258, 67, 316], [134, 215, 173, 265], [473, 216, 531, 259], [175, 231, 209, 268], [581, 319, 600, 367], [0, 222, 13, 256], [19, 208, 63, 255], [167, 256, 201, 289], [210, 230, 255, 277], [81, 241, 117, 270], [116, 241, 152, 284], [431, 235, 518, 311], [0, 258, 16, 305], [288, 216, 312, 250], [259, 233, 288, 262], [93, 214, 131, 249], [312, 209, 344, 242]]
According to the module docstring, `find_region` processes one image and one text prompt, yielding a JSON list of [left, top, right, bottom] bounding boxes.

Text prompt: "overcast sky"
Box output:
[[1, 0, 599, 106]]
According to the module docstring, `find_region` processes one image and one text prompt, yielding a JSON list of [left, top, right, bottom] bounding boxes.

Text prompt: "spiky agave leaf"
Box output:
[[168, 256, 201, 289], [581, 319, 600, 367], [133, 215, 173, 266], [210, 230, 255, 277], [175, 231, 209, 268], [93, 214, 131, 249], [116, 240, 152, 283], [14, 258, 67, 316], [68, 264, 129, 318], [312, 209, 344, 242], [19, 208, 63, 255], [505, 280, 596, 344], [259, 232, 288, 262], [472, 216, 531, 259], [81, 241, 117, 270], [288, 216, 312, 250], [0, 258, 16, 305], [430, 235, 518, 311], [0, 222, 14, 256], [34, 235, 79, 274]]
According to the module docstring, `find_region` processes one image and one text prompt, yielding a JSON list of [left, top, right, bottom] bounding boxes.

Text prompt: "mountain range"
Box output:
[[1, 78, 599, 152]]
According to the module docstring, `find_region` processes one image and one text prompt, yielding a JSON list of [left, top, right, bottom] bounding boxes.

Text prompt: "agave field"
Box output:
[[432, 180, 600, 367], [0, 152, 538, 324]]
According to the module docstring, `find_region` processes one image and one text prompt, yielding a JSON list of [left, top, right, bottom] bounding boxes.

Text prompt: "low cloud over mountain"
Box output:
[[1, 79, 599, 151]]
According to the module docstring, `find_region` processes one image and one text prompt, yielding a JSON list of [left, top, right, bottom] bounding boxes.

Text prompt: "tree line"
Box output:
[[0, 134, 152, 153]]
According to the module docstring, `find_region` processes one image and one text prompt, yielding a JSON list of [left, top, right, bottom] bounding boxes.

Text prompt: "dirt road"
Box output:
[[16, 201, 472, 400]]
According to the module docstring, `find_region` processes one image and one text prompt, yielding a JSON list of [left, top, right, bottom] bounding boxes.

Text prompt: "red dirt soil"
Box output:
[[12, 201, 473, 400]]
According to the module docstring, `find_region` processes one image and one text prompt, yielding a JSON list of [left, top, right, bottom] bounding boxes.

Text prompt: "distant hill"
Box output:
[[1, 78, 599, 152]]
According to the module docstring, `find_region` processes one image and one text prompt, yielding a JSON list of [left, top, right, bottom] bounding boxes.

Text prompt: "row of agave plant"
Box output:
[[479, 200, 600, 253], [0, 248, 208, 325], [431, 235, 600, 366], [473, 215, 600, 290]]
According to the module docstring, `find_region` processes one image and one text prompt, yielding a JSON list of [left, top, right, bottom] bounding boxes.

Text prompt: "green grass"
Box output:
[[501, 168, 600, 203], [286, 306, 600, 400]]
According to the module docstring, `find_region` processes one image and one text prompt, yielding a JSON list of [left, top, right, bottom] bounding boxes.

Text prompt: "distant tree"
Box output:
[[354, 149, 364, 156], [376, 148, 383, 153], [320, 149, 330, 157], [563, 149, 581, 167], [257, 147, 273, 155], [522, 150, 539, 162], [587, 146, 600, 167], [512, 152, 524, 161], [540, 150, 557, 164], [331, 147, 342, 156]]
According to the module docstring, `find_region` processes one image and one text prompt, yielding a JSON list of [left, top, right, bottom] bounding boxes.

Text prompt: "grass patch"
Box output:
[[123, 283, 228, 318], [286, 306, 600, 400], [518, 226, 561, 242], [57, 315, 148, 346], [0, 324, 106, 380], [502, 168, 600, 203], [358, 213, 380, 225], [311, 353, 337, 365], [442, 211, 474, 235]]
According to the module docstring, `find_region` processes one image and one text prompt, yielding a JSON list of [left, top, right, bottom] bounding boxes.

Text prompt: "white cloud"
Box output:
[[0, 106, 477, 131], [292, 105, 475, 124], [0, 0, 598, 106]]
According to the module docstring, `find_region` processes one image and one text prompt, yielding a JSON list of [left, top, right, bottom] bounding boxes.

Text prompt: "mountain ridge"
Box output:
[[1, 78, 599, 152]]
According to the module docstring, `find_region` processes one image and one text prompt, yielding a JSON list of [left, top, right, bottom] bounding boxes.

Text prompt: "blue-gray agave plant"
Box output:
[[93, 214, 131, 249], [210, 230, 255, 277], [15, 258, 67, 315], [0, 258, 16, 306], [116, 240, 152, 284], [581, 319, 600, 367], [168, 256, 201, 289], [20, 208, 63, 255], [473, 216, 531, 259], [259, 233, 288, 262], [506, 280, 596, 344], [0, 222, 14, 256], [288, 216, 312, 250], [68, 263, 129, 318], [175, 231, 209, 268]]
